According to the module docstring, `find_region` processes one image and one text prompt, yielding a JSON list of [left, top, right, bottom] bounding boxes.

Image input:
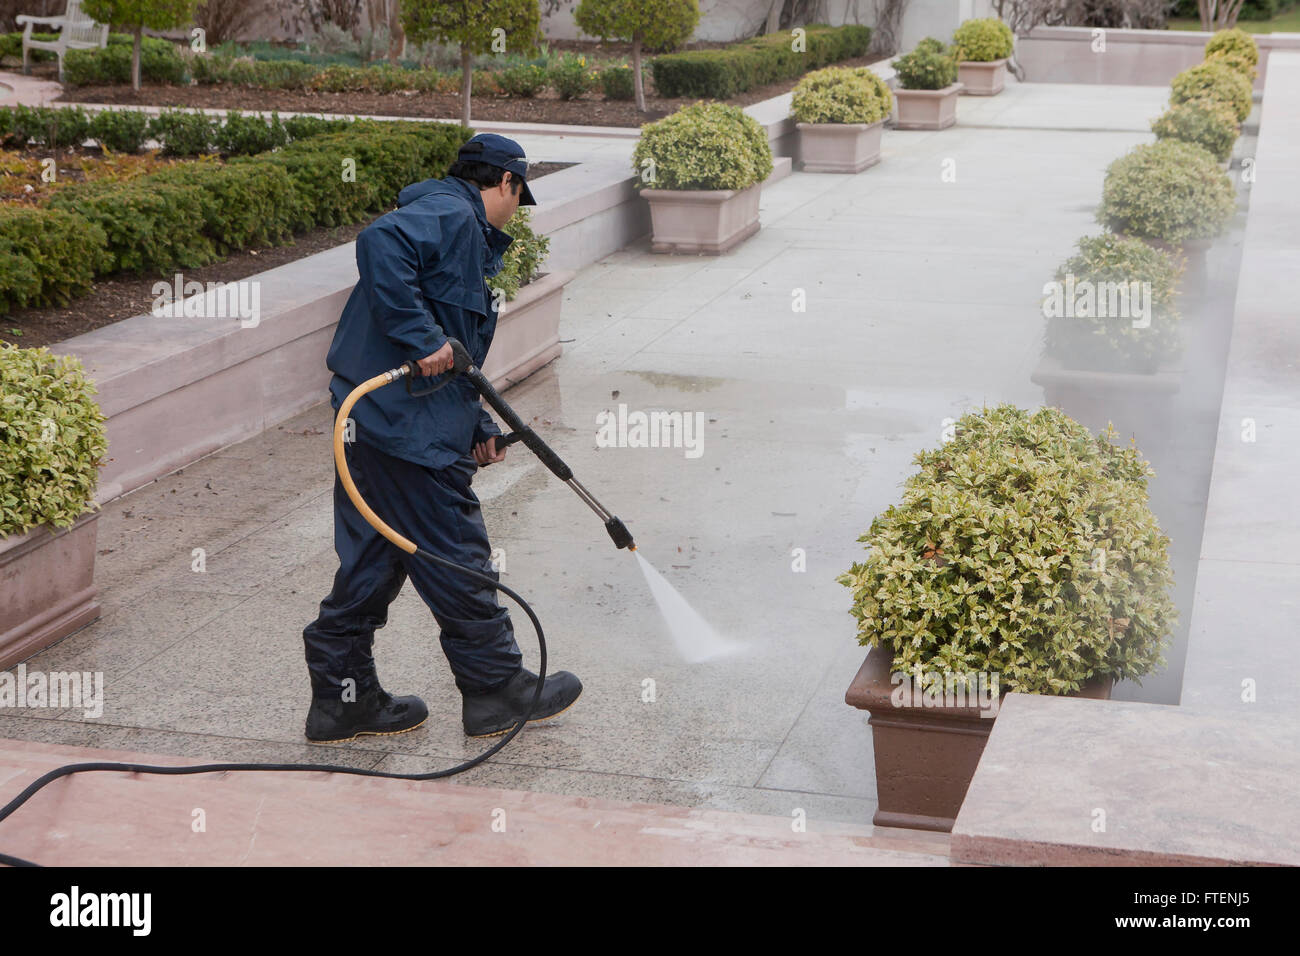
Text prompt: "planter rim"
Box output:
[[794, 119, 886, 131], [958, 57, 1009, 67], [498, 268, 577, 316], [1031, 352, 1183, 391], [0, 509, 100, 561], [845, 645, 1115, 717], [638, 182, 762, 201], [893, 82, 965, 97]]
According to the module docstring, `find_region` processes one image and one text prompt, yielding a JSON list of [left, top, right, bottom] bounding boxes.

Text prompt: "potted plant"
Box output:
[[1204, 27, 1260, 84], [791, 66, 893, 173], [839, 404, 1175, 831], [1150, 100, 1240, 166], [1, 345, 108, 669], [1032, 234, 1185, 434], [1169, 60, 1253, 127], [482, 207, 574, 389], [632, 101, 774, 255], [952, 18, 1014, 96], [890, 38, 963, 130], [1096, 139, 1236, 295]]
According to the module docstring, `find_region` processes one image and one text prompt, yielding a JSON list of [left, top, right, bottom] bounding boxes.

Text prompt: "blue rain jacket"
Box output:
[[327, 175, 514, 469]]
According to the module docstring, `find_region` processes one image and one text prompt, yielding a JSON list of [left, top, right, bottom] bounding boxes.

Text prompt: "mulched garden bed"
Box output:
[[51, 52, 886, 128], [0, 160, 572, 349]]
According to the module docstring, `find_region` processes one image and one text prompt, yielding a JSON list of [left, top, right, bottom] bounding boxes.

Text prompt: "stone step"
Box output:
[[0, 739, 954, 866]]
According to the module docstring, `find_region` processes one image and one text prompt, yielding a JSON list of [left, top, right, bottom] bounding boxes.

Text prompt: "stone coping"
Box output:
[[952, 52, 1300, 867]]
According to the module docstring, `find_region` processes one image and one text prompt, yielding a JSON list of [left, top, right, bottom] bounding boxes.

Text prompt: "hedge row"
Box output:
[[1, 120, 470, 313], [651, 23, 871, 98], [1, 104, 354, 155]]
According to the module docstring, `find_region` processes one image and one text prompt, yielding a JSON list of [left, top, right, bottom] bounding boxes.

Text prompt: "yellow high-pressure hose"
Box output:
[[333, 365, 418, 555]]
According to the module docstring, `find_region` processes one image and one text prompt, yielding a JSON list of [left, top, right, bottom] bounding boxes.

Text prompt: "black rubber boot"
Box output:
[[461, 668, 582, 738], [305, 688, 428, 743]]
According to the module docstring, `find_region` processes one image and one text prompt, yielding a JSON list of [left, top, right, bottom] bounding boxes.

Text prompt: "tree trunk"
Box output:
[[132, 25, 142, 93], [764, 0, 783, 33], [388, 1, 405, 64], [461, 45, 472, 127], [632, 34, 645, 113]]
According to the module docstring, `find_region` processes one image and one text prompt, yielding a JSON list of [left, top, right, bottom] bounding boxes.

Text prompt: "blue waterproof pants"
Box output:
[[302, 435, 523, 699]]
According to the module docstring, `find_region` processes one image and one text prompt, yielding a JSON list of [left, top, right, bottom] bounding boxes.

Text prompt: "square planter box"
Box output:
[[641, 182, 762, 255], [796, 120, 884, 173], [845, 646, 1112, 832], [1031, 352, 1184, 439], [957, 59, 1008, 95], [893, 83, 964, 130], [480, 269, 576, 391], [1, 511, 101, 670]]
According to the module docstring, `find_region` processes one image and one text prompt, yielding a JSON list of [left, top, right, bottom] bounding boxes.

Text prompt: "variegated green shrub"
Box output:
[[0, 345, 107, 537], [1151, 99, 1240, 162], [1096, 139, 1236, 244], [952, 17, 1014, 62], [791, 66, 893, 125], [838, 404, 1175, 695], [1169, 60, 1253, 124], [487, 206, 550, 303], [631, 101, 773, 191]]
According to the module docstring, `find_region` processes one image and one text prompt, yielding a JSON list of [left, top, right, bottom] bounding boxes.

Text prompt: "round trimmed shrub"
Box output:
[[792, 66, 893, 124], [631, 101, 773, 191], [1206, 49, 1257, 82], [1204, 27, 1259, 67], [837, 403, 1175, 695], [1151, 99, 1239, 162], [497, 62, 549, 97], [1170, 60, 1252, 124], [0, 345, 108, 537], [893, 39, 958, 90], [952, 17, 1014, 62], [599, 64, 637, 101], [1042, 233, 1184, 372], [1097, 140, 1236, 244]]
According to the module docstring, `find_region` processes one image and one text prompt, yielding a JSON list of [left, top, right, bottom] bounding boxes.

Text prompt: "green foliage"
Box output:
[[837, 404, 1175, 695], [1097, 139, 1236, 244], [0, 32, 58, 63], [1204, 27, 1259, 66], [497, 62, 549, 97], [651, 23, 871, 99], [1042, 233, 1184, 372], [64, 35, 187, 86], [147, 109, 216, 156], [599, 63, 638, 100], [0, 206, 111, 312], [548, 53, 595, 100], [632, 100, 773, 191], [211, 110, 289, 156], [5, 106, 91, 148], [82, 0, 197, 30], [45, 179, 216, 274], [574, 0, 701, 50], [147, 161, 298, 254], [791, 65, 892, 124], [952, 17, 1014, 62], [282, 115, 355, 141], [1169, 60, 1253, 124], [0, 345, 108, 536], [1151, 99, 1240, 162], [893, 38, 959, 90], [487, 207, 550, 303], [1205, 49, 1257, 82], [400, 0, 541, 56], [90, 108, 151, 153]]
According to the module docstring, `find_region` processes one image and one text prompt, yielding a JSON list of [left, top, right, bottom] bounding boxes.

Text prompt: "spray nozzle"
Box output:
[[605, 516, 635, 551]]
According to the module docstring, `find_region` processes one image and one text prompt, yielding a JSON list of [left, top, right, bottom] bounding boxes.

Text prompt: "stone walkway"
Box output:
[[11, 78, 1237, 866]]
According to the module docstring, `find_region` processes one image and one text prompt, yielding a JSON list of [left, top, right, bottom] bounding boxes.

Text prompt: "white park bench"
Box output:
[[15, 0, 110, 82]]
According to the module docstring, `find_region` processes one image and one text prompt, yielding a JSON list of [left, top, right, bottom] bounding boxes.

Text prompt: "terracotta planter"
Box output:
[[480, 269, 575, 391], [640, 182, 762, 255], [1031, 352, 1183, 438], [1142, 236, 1213, 298], [892, 83, 964, 130], [795, 120, 884, 173], [1, 511, 101, 669], [845, 646, 1112, 832], [957, 59, 1008, 95]]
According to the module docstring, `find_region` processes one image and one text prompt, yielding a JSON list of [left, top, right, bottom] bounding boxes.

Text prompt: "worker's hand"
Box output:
[[416, 341, 454, 376], [473, 438, 507, 467]]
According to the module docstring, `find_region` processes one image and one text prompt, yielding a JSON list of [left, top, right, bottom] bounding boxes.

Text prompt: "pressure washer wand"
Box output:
[[403, 339, 636, 552]]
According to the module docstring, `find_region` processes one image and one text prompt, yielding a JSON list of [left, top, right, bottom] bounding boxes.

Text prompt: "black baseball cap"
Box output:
[[456, 133, 536, 205]]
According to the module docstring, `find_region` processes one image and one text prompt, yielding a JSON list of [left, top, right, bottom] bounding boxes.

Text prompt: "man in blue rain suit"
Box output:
[[302, 133, 582, 743]]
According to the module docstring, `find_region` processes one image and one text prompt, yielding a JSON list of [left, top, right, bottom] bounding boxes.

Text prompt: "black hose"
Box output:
[[0, 547, 546, 868]]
